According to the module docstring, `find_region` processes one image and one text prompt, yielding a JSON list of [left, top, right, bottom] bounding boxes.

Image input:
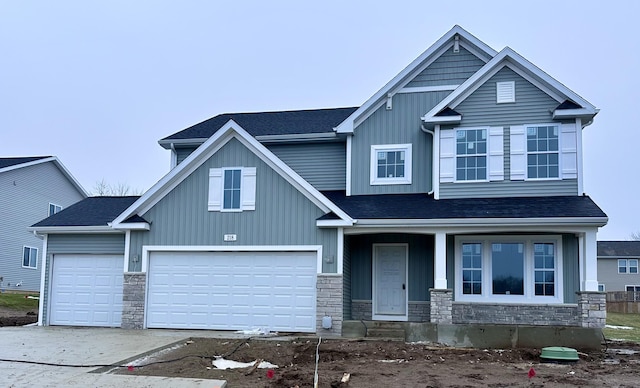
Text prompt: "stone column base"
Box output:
[[577, 291, 606, 328], [430, 289, 453, 324]]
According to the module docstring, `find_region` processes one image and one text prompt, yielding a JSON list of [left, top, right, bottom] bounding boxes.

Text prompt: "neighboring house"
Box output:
[[30, 26, 608, 345], [597, 241, 640, 292], [0, 156, 87, 292]]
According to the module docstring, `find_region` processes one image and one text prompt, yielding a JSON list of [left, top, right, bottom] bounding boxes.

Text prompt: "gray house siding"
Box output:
[[47, 234, 126, 255], [267, 142, 346, 191], [343, 235, 352, 320], [351, 92, 449, 195], [0, 162, 85, 291], [439, 67, 578, 199], [129, 138, 338, 272], [176, 146, 199, 164], [598, 258, 640, 292], [562, 234, 580, 303], [406, 46, 486, 88]]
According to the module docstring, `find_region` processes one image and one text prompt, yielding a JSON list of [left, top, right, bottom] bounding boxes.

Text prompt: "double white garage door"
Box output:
[[49, 251, 317, 332]]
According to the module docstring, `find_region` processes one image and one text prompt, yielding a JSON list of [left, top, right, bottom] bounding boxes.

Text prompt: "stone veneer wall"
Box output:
[[316, 274, 343, 336], [351, 300, 430, 322], [122, 273, 146, 329], [577, 291, 606, 328], [452, 303, 581, 326], [430, 289, 453, 324]]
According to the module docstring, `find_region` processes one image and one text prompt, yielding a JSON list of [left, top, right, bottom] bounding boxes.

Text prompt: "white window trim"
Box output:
[[453, 127, 491, 183], [48, 203, 62, 216], [22, 246, 38, 269], [454, 235, 563, 304], [370, 144, 412, 185], [524, 123, 562, 181], [618, 258, 639, 274], [208, 167, 257, 212], [221, 168, 243, 212]]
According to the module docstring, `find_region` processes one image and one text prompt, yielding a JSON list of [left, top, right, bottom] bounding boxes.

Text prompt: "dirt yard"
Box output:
[[119, 336, 640, 387], [0, 306, 38, 327]]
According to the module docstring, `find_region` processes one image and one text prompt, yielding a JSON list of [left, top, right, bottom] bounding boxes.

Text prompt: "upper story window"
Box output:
[[527, 125, 559, 179], [370, 144, 412, 185], [208, 167, 256, 212], [618, 259, 639, 274], [49, 203, 62, 216], [456, 129, 487, 181], [22, 246, 38, 269]]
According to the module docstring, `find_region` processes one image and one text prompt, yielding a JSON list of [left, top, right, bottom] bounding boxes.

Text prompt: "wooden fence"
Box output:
[[606, 292, 640, 313]]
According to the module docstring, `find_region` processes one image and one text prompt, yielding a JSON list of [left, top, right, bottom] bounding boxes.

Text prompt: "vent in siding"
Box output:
[[496, 81, 515, 103]]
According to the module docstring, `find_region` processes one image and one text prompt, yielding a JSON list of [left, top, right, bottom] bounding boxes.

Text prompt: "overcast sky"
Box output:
[[2, 1, 638, 239]]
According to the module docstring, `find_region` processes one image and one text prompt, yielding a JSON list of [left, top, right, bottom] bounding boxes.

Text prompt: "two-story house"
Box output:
[[0, 156, 87, 292], [31, 26, 607, 347], [598, 241, 640, 293]]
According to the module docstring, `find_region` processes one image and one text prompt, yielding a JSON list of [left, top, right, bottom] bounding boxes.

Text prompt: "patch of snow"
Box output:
[[377, 359, 406, 363], [212, 357, 279, 370], [605, 325, 633, 330], [234, 327, 275, 336]]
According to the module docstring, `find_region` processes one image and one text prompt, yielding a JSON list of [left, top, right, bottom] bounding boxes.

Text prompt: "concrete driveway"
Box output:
[[1, 326, 227, 387]]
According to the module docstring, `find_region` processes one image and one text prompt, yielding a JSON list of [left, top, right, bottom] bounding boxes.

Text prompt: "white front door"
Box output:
[[373, 244, 407, 320]]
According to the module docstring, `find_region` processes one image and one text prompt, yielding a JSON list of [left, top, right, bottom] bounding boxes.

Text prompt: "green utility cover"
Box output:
[[540, 346, 579, 361]]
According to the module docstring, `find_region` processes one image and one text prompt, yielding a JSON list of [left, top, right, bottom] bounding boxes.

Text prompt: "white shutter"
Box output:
[[560, 123, 577, 179], [241, 167, 256, 210], [439, 129, 455, 183], [208, 168, 222, 211], [510, 125, 526, 180], [488, 126, 504, 181]]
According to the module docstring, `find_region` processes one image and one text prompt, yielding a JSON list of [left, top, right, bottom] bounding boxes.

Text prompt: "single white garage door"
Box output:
[[147, 251, 317, 332], [49, 255, 123, 327]]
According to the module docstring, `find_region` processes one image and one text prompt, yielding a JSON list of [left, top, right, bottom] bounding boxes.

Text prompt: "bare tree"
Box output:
[[92, 179, 143, 196], [631, 232, 640, 241]]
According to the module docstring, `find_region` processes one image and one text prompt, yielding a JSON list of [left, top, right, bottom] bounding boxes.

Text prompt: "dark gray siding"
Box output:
[[176, 146, 199, 164], [0, 162, 85, 291], [267, 142, 346, 190], [563, 234, 580, 303], [343, 235, 352, 320], [351, 92, 449, 195], [47, 234, 126, 254], [406, 47, 486, 88], [440, 179, 578, 198], [130, 138, 338, 272], [348, 233, 434, 302]]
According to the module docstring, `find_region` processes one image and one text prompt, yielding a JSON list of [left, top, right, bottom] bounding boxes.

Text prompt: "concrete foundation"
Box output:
[[342, 320, 602, 350]]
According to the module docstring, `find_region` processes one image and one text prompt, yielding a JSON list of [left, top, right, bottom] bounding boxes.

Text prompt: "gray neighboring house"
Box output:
[[31, 26, 608, 344], [0, 156, 87, 292], [597, 241, 640, 292]]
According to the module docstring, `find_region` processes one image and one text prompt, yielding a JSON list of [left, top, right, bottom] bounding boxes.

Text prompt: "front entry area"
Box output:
[[373, 244, 408, 320], [145, 250, 317, 332]]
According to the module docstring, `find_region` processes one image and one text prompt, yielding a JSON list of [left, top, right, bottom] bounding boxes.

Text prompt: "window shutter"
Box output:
[[509, 125, 526, 180], [560, 123, 577, 179], [439, 129, 455, 183], [208, 168, 222, 211], [488, 127, 504, 181], [241, 167, 256, 210]]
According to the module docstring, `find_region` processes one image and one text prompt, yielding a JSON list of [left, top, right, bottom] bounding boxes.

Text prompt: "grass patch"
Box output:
[[0, 292, 39, 311], [604, 312, 640, 342]]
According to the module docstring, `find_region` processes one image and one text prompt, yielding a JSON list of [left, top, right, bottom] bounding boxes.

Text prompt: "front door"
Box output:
[[373, 244, 407, 320]]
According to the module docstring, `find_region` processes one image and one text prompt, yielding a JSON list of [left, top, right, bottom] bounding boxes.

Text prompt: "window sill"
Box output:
[[370, 179, 412, 186]]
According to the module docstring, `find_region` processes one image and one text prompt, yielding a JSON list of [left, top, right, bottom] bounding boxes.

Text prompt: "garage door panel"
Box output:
[[50, 255, 123, 327], [147, 251, 317, 332]]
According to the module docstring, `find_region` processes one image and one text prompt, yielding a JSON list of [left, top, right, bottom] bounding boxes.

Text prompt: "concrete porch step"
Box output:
[[366, 328, 406, 340]]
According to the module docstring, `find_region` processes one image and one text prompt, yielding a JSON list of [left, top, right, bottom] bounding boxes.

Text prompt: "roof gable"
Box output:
[[422, 47, 598, 126], [113, 119, 353, 228], [335, 25, 497, 134], [0, 156, 88, 197]]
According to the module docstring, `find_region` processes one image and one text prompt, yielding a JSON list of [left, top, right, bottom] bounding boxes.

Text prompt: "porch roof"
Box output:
[[321, 191, 607, 221]]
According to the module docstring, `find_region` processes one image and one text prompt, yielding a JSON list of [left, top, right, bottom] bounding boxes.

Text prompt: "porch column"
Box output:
[[434, 232, 448, 289], [582, 229, 599, 291]]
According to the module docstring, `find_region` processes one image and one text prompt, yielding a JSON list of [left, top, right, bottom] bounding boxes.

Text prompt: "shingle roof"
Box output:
[[320, 191, 607, 220], [0, 156, 51, 170], [161, 107, 358, 141], [598, 241, 640, 257], [32, 196, 142, 227]]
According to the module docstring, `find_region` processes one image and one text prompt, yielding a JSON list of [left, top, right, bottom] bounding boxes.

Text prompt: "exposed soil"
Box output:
[[0, 306, 38, 327], [118, 336, 640, 387]]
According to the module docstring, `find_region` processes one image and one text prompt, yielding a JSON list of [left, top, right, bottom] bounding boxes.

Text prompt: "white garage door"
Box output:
[[49, 255, 123, 327], [147, 251, 317, 332]]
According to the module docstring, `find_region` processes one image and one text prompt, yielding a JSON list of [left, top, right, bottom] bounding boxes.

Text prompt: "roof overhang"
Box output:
[[421, 115, 462, 126], [349, 216, 608, 228], [109, 222, 150, 231], [27, 225, 123, 234], [158, 138, 209, 149], [553, 108, 599, 121]]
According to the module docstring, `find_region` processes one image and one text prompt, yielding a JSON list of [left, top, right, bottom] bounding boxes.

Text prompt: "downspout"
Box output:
[[421, 124, 435, 196]]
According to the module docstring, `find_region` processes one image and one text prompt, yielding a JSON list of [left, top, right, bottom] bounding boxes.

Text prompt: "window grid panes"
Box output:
[[462, 243, 482, 295], [223, 169, 241, 210], [49, 204, 62, 216], [619, 259, 628, 273], [23, 247, 37, 268], [618, 259, 638, 274], [456, 129, 487, 181], [534, 243, 555, 296], [527, 125, 559, 178], [377, 150, 405, 179], [492, 243, 524, 295], [630, 259, 638, 274]]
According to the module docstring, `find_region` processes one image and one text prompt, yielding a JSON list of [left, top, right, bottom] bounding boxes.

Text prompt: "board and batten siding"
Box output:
[[348, 234, 434, 302], [267, 142, 346, 191], [440, 180, 578, 198], [47, 234, 126, 255], [0, 161, 85, 291], [406, 46, 486, 88], [342, 235, 352, 320], [563, 234, 580, 303], [176, 146, 200, 165], [351, 92, 450, 195], [129, 138, 339, 273]]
